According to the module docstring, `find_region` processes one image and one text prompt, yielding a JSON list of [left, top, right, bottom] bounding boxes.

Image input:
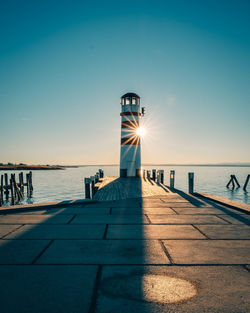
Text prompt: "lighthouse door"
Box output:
[[127, 161, 135, 177]]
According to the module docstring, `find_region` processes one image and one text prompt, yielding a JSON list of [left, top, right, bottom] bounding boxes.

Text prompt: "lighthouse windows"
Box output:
[[125, 98, 130, 105], [132, 98, 136, 105]]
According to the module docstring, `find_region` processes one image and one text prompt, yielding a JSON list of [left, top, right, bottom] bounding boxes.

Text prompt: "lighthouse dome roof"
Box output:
[[121, 92, 140, 99]]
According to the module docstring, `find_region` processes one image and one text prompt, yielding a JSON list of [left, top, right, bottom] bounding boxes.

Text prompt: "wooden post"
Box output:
[[231, 175, 235, 189], [26, 173, 30, 197], [4, 173, 9, 201], [14, 179, 22, 202], [188, 172, 194, 194], [95, 173, 99, 183], [99, 169, 104, 178], [226, 176, 233, 188], [232, 175, 240, 188], [10, 175, 15, 205], [147, 170, 151, 180], [226, 175, 240, 189], [90, 176, 95, 197], [19, 172, 24, 193], [84, 178, 91, 199], [158, 170, 164, 184], [156, 171, 160, 184], [29, 171, 33, 195], [170, 170, 175, 188], [243, 175, 250, 192], [152, 169, 156, 181], [0, 175, 3, 206]]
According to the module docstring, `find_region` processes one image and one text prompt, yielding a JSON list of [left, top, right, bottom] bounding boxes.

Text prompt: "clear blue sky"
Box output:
[[0, 0, 249, 165]]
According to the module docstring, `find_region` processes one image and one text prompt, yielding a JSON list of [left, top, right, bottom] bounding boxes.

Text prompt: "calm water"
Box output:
[[1, 166, 249, 206]]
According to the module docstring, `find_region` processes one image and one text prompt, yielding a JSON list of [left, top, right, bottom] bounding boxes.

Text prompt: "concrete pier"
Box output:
[[0, 185, 249, 312]]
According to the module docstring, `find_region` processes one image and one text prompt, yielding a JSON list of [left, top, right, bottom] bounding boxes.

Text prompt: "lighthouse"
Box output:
[[120, 92, 144, 177]]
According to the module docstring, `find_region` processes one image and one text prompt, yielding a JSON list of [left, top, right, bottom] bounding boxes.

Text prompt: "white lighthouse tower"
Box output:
[[120, 92, 144, 177]]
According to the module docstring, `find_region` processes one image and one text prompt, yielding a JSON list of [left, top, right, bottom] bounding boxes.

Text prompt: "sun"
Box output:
[[136, 126, 147, 138]]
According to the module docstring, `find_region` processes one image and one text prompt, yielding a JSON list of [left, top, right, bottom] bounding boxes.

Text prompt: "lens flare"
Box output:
[[136, 126, 146, 137]]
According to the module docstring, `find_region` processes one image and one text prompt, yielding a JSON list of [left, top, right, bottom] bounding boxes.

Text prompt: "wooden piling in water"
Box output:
[[90, 176, 95, 197], [147, 170, 151, 180], [0, 171, 33, 207], [10, 174, 15, 205], [170, 170, 175, 188], [152, 169, 156, 181], [226, 175, 240, 189], [84, 178, 91, 199], [0, 175, 3, 206], [4, 173, 9, 201], [243, 175, 250, 192], [188, 172, 194, 194], [99, 169, 104, 178]]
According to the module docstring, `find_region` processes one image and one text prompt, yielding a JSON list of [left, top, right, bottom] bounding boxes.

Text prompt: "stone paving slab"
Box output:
[[0, 265, 97, 313], [147, 214, 229, 224], [72, 215, 149, 224], [195, 225, 250, 239], [107, 225, 205, 239], [0, 239, 50, 264], [0, 225, 22, 238], [37, 240, 169, 264], [0, 214, 73, 224], [112, 207, 175, 215], [84, 201, 141, 208], [163, 240, 250, 264], [172, 207, 233, 215], [96, 265, 250, 313], [5, 224, 106, 239], [218, 214, 250, 225]]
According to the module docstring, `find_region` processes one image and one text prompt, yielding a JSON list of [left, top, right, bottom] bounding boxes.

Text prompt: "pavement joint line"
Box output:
[[144, 214, 152, 224], [67, 214, 77, 224], [159, 239, 174, 264], [109, 208, 112, 215], [169, 207, 179, 214], [48, 223, 150, 225], [31, 240, 54, 264], [103, 225, 109, 239], [214, 214, 232, 224], [1, 224, 25, 239], [191, 224, 210, 239], [88, 265, 103, 313]]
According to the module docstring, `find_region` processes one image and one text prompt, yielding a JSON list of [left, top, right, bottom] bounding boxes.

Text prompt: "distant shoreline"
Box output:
[[76, 164, 250, 167], [0, 165, 64, 170]]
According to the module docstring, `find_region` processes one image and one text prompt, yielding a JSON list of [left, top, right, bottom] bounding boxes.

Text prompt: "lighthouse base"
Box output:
[[120, 169, 141, 178]]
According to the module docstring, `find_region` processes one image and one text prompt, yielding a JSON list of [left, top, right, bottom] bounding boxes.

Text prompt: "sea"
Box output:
[[1, 165, 249, 206]]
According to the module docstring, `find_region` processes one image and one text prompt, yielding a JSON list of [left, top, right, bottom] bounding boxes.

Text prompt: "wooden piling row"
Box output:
[[0, 171, 33, 207], [84, 169, 104, 199]]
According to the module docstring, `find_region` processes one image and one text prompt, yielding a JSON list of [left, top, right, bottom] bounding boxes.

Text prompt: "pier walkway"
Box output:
[[93, 176, 171, 200], [0, 184, 249, 312]]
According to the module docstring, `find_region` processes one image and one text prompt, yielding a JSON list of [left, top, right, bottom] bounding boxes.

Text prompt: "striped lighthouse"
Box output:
[[120, 92, 143, 177]]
